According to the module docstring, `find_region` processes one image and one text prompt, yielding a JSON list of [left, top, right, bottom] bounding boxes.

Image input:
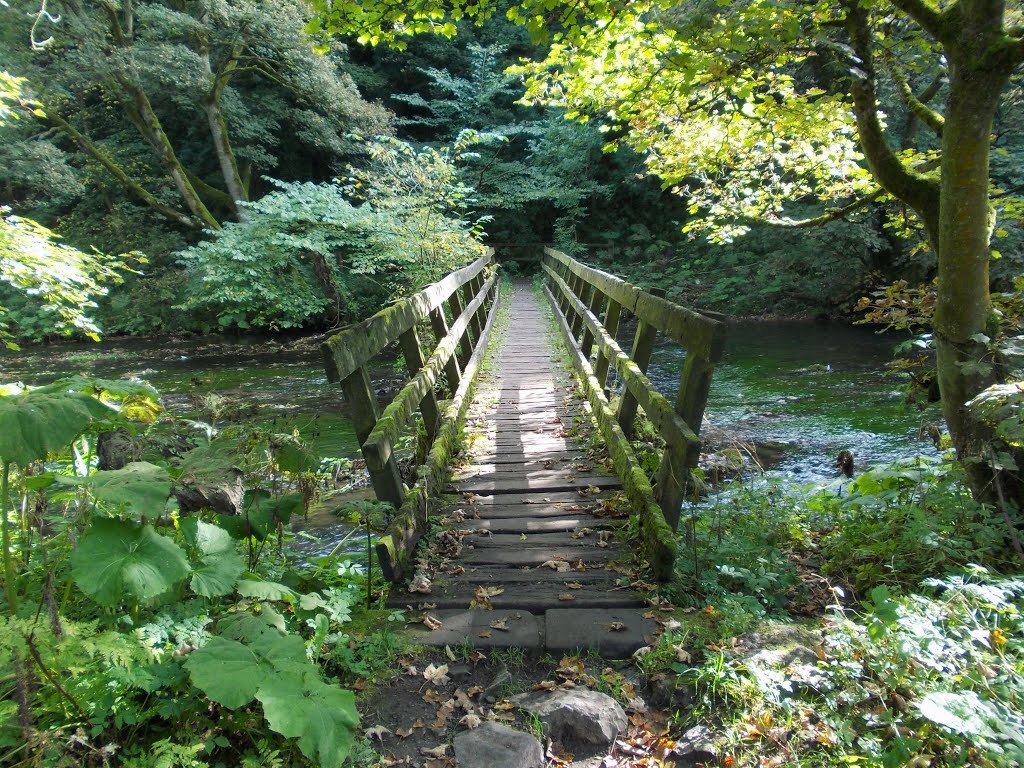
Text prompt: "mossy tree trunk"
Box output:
[[845, 0, 1024, 501], [930, 1, 1021, 500]]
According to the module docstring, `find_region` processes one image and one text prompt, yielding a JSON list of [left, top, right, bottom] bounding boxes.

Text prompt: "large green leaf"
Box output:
[[183, 636, 268, 709], [256, 673, 359, 768], [235, 577, 296, 602], [185, 614, 307, 709], [57, 462, 172, 519], [220, 491, 304, 541], [0, 391, 114, 466], [72, 518, 190, 606], [34, 376, 159, 401], [181, 518, 244, 598]]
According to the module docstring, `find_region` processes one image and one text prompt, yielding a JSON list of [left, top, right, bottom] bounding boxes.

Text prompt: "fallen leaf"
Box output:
[[532, 680, 557, 691], [395, 727, 414, 739], [459, 713, 482, 729], [558, 593, 575, 601], [478, 629, 492, 638], [540, 559, 571, 572], [565, 581, 584, 590], [608, 621, 627, 632], [423, 663, 451, 686], [489, 618, 510, 631], [420, 745, 449, 758], [364, 726, 392, 743], [422, 614, 443, 631], [409, 572, 432, 594]]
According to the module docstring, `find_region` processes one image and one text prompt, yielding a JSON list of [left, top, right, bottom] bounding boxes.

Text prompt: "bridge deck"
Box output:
[[397, 280, 657, 656]]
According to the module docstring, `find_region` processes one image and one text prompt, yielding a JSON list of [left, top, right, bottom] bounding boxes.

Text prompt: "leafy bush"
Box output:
[[814, 458, 1010, 594], [0, 379, 393, 766], [179, 134, 488, 332]]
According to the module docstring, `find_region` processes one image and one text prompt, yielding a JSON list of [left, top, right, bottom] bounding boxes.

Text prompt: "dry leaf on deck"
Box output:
[[422, 614, 443, 631], [608, 621, 627, 632], [489, 618, 510, 631], [409, 572, 432, 594], [558, 593, 575, 601], [420, 745, 449, 758]]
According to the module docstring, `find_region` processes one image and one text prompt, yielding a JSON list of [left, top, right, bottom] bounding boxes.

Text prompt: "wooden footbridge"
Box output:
[[322, 250, 725, 655]]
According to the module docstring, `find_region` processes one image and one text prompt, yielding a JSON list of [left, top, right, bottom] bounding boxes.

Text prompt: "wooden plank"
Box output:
[[463, 547, 616, 566], [594, 298, 621, 389], [322, 252, 491, 382], [423, 586, 645, 611], [463, 516, 617, 532], [449, 474, 621, 495]]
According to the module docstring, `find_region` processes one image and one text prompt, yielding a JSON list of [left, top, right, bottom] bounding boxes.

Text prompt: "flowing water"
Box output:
[[0, 321, 937, 557], [644, 320, 939, 485]]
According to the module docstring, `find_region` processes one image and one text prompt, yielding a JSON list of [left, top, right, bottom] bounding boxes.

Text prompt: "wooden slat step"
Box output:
[[449, 474, 621, 494], [463, 546, 616, 566], [459, 516, 618, 533], [420, 586, 645, 611]]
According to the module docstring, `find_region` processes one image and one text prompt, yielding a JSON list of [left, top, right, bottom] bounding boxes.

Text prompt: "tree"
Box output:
[[3, 0, 390, 230], [311, 0, 1024, 501]]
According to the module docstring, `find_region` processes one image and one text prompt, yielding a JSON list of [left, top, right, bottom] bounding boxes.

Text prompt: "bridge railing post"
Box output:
[[594, 297, 621, 390], [615, 287, 665, 438], [429, 307, 463, 396], [340, 365, 405, 508]]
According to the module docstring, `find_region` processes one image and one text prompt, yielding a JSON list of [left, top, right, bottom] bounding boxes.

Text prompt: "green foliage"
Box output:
[[817, 571, 1024, 767], [0, 209, 131, 348], [179, 134, 487, 331], [57, 462, 172, 520]]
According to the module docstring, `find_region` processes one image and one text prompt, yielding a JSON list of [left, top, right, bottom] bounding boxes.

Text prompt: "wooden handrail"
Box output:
[[542, 248, 725, 535], [321, 252, 498, 574], [544, 248, 725, 360], [321, 253, 492, 384]]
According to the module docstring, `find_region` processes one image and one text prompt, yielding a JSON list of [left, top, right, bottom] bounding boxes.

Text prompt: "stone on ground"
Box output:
[[453, 721, 544, 768], [511, 688, 626, 748]]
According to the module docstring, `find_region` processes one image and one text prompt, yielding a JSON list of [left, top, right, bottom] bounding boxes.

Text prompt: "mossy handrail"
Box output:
[[321, 251, 499, 580], [542, 248, 725, 574]]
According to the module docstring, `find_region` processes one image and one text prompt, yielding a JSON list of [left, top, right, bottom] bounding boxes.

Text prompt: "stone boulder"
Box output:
[[453, 721, 544, 768], [511, 688, 626, 748]]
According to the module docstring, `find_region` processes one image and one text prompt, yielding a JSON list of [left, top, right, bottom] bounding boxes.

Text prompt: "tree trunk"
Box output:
[[933, 7, 1017, 502], [203, 98, 247, 218]]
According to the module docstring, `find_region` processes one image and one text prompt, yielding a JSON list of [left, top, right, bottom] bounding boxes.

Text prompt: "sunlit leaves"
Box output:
[[71, 518, 190, 607], [0, 208, 127, 348], [181, 518, 245, 598]]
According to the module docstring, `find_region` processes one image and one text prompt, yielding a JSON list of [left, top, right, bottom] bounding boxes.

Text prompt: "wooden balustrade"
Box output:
[[322, 251, 500, 580], [541, 248, 725, 575]]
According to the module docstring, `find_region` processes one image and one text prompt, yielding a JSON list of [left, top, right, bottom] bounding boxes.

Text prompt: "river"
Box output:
[[0, 320, 938, 556]]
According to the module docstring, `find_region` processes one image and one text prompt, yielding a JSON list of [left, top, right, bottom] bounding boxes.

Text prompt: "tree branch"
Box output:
[[889, 0, 949, 42], [882, 50, 945, 138], [43, 110, 199, 228], [843, 0, 940, 230], [763, 188, 887, 228]]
